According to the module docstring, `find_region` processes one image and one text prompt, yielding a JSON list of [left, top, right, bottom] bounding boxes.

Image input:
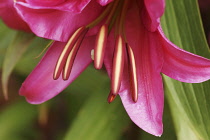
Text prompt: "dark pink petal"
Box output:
[[104, 3, 164, 136], [15, 1, 104, 41], [142, 0, 165, 32], [124, 12, 164, 136], [25, 0, 66, 7], [23, 0, 91, 13], [159, 27, 210, 83], [0, 0, 30, 31], [97, 0, 113, 6], [19, 36, 95, 104], [125, 3, 164, 136]]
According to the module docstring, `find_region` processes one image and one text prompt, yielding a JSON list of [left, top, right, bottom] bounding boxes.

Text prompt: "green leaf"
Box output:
[[1, 31, 34, 99], [0, 101, 38, 140], [162, 0, 209, 58], [165, 87, 202, 140], [14, 37, 50, 75], [175, 120, 200, 140], [161, 0, 210, 139], [0, 22, 16, 67]]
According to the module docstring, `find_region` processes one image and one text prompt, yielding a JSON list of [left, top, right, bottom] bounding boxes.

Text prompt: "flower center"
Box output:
[[53, 0, 138, 103]]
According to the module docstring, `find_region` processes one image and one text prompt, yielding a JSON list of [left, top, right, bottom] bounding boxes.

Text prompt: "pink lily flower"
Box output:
[[0, 0, 30, 31], [15, 0, 210, 136]]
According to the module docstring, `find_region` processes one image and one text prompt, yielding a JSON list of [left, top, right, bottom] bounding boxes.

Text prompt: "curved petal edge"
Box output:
[[159, 27, 210, 83]]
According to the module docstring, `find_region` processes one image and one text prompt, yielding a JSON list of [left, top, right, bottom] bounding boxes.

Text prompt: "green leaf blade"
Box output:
[[162, 0, 210, 139], [64, 94, 130, 140], [1, 31, 34, 99]]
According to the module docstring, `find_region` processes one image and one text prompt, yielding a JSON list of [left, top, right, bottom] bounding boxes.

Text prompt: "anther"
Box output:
[[126, 44, 138, 102], [91, 49, 94, 60], [94, 24, 108, 69], [53, 26, 86, 80], [62, 33, 86, 80], [111, 35, 125, 95], [107, 92, 117, 103]]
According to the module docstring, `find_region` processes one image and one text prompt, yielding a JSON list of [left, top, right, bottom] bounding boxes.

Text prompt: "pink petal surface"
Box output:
[[97, 0, 113, 6], [142, 0, 165, 32], [0, 0, 30, 31], [25, 0, 66, 7], [19, 36, 95, 104], [23, 0, 91, 13], [15, 0, 104, 41], [104, 2, 164, 136], [159, 27, 210, 83]]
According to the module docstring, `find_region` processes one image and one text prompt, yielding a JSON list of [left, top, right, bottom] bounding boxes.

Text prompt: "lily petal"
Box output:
[[159, 27, 210, 83], [97, 0, 113, 6], [19, 36, 95, 104], [23, 0, 91, 13], [15, 0, 104, 42], [124, 9, 164, 135], [120, 37, 164, 136], [124, 20, 164, 136], [0, 0, 30, 31], [142, 0, 165, 32], [104, 3, 164, 136]]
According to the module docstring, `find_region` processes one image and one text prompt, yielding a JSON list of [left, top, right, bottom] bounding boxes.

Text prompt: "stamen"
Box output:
[[62, 29, 87, 80], [105, 0, 121, 25], [94, 24, 108, 69], [86, 2, 113, 28], [107, 92, 117, 103], [111, 35, 125, 95], [62, 41, 80, 80], [126, 44, 138, 102], [118, 0, 129, 37], [53, 26, 86, 80], [91, 49, 94, 60]]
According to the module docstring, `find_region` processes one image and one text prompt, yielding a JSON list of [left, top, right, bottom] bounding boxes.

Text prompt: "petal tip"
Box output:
[[140, 121, 163, 136], [19, 84, 47, 105]]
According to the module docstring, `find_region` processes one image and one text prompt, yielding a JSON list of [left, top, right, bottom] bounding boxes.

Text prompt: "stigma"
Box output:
[[53, 0, 138, 103]]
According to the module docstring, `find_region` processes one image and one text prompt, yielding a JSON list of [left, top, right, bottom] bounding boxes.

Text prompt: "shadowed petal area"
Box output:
[[97, 0, 113, 6], [142, 0, 165, 32], [0, 0, 30, 31], [19, 36, 95, 104], [15, 0, 104, 42], [104, 3, 164, 136], [159, 27, 210, 83]]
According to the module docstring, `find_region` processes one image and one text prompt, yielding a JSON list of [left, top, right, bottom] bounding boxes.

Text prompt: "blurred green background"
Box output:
[[0, 0, 210, 140]]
